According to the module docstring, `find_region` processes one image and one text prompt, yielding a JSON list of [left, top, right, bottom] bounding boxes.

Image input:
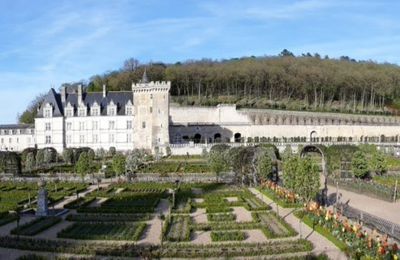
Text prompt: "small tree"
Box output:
[[62, 148, 74, 164], [108, 147, 116, 157], [25, 152, 35, 173], [282, 156, 299, 191], [351, 151, 369, 178], [208, 151, 227, 182], [112, 153, 126, 178], [370, 150, 387, 176], [87, 149, 95, 161], [35, 149, 45, 167], [126, 149, 145, 174], [296, 157, 320, 203], [76, 152, 91, 181], [257, 152, 273, 181], [43, 148, 57, 164], [282, 145, 293, 160]]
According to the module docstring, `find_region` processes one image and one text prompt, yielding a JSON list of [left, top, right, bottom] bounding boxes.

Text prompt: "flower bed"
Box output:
[[66, 213, 152, 222], [207, 213, 236, 222], [258, 181, 301, 208], [58, 222, 147, 241], [11, 217, 61, 236], [294, 205, 400, 259], [211, 231, 246, 241], [164, 215, 191, 242]]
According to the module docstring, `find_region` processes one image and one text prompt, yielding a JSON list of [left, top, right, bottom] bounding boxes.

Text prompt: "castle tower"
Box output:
[[132, 72, 170, 154]]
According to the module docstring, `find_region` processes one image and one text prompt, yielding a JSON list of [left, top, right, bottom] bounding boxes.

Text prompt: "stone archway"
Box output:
[[214, 133, 222, 143], [300, 144, 328, 205], [193, 133, 202, 144]]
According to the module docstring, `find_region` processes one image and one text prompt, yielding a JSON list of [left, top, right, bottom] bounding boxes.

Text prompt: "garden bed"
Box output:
[[164, 215, 191, 242], [66, 213, 152, 222], [11, 217, 61, 236], [210, 231, 246, 241], [58, 222, 147, 241], [207, 213, 236, 222]]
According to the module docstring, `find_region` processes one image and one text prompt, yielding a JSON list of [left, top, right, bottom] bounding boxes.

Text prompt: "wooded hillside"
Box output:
[[19, 50, 400, 123]]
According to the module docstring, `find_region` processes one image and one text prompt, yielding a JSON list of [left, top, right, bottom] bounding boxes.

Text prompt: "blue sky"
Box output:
[[0, 0, 399, 123]]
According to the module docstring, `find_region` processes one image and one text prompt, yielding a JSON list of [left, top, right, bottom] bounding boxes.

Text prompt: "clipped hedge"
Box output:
[[211, 231, 246, 241], [11, 217, 61, 236]]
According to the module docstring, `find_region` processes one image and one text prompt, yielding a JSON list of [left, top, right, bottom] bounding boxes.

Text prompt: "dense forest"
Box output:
[[19, 50, 400, 124]]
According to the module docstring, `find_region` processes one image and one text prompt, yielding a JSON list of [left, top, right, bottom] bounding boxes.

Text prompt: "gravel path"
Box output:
[[191, 208, 207, 224], [327, 184, 400, 225], [138, 199, 170, 245], [232, 207, 253, 222], [249, 188, 347, 260]]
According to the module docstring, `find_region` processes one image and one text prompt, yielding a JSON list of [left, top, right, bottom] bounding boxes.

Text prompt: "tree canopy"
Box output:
[[19, 51, 400, 123]]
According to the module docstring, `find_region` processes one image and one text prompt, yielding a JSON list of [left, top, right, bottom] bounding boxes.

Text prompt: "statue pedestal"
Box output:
[[36, 188, 49, 216]]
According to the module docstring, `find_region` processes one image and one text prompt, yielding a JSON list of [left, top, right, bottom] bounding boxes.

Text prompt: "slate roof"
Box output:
[[65, 91, 133, 116], [37, 88, 133, 117], [0, 124, 34, 130]]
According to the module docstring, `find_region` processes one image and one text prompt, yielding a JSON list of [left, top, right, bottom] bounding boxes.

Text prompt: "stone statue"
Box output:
[[36, 179, 49, 216]]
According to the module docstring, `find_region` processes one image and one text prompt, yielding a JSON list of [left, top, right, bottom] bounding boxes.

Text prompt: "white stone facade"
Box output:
[[2, 77, 400, 154]]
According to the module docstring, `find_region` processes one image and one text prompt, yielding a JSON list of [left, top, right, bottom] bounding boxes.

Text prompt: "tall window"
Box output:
[[79, 135, 85, 144], [142, 122, 146, 129], [93, 134, 98, 143], [109, 134, 115, 143], [127, 133, 132, 142], [92, 121, 98, 130], [79, 122, 85, 130], [126, 120, 132, 129], [149, 107, 153, 113], [66, 122, 72, 130], [91, 108, 99, 116], [66, 109, 73, 117], [78, 108, 86, 117], [44, 108, 51, 118], [108, 107, 116, 116], [109, 121, 115, 130], [45, 123, 51, 131], [66, 135, 71, 144], [45, 136, 51, 144], [126, 106, 132, 115]]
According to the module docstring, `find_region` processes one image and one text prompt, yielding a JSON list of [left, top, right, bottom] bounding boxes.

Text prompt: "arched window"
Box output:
[[214, 133, 221, 143], [193, 133, 202, 143], [234, 133, 241, 143]]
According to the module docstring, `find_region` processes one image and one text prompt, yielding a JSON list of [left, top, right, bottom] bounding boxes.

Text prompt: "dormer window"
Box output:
[[91, 102, 100, 116], [65, 102, 74, 117], [125, 100, 133, 115], [43, 103, 52, 118], [78, 106, 87, 117], [107, 101, 117, 116]]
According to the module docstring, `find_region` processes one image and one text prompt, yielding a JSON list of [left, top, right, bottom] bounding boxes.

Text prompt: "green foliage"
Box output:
[[24, 152, 35, 173], [0, 151, 21, 174], [283, 156, 320, 203], [58, 222, 147, 241], [112, 153, 126, 176], [43, 148, 57, 164], [11, 217, 61, 236], [62, 148, 74, 164], [257, 151, 273, 181], [35, 149, 44, 167], [282, 157, 299, 191], [351, 151, 369, 178], [76, 152, 91, 178], [208, 150, 227, 179], [296, 157, 320, 203], [108, 147, 116, 157], [369, 150, 387, 176], [126, 149, 147, 173], [282, 145, 293, 159], [211, 231, 246, 241]]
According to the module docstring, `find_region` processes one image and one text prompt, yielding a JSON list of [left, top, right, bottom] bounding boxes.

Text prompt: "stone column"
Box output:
[[36, 180, 49, 216]]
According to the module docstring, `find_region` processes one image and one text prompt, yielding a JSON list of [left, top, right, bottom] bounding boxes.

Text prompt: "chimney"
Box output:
[[78, 84, 83, 104], [103, 84, 107, 98], [61, 87, 66, 103]]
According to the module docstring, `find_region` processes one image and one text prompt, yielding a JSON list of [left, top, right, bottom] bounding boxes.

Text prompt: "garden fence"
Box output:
[[328, 178, 398, 202], [336, 202, 400, 242]]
